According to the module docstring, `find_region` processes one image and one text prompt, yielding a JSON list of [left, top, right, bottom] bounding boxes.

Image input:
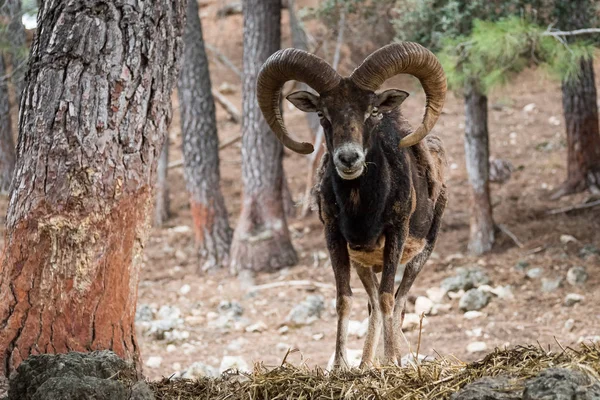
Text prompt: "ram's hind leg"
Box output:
[[354, 263, 381, 368], [393, 190, 448, 365]]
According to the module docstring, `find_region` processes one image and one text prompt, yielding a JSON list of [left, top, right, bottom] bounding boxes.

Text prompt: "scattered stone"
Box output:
[[523, 103, 536, 113], [348, 319, 369, 338], [170, 225, 192, 234], [432, 303, 452, 315], [466, 341, 487, 353], [219, 356, 249, 373], [179, 284, 191, 295], [227, 338, 248, 352], [145, 356, 162, 369], [464, 311, 484, 320], [164, 329, 190, 341], [285, 295, 325, 326], [166, 344, 176, 353], [441, 267, 491, 292], [526, 268, 543, 279], [276, 343, 291, 351], [579, 244, 600, 259], [548, 115, 561, 126], [564, 319, 575, 331], [312, 333, 324, 341], [451, 377, 519, 400], [567, 266, 588, 286], [402, 313, 428, 331], [426, 287, 447, 303], [564, 293, 584, 307], [459, 289, 491, 312], [489, 285, 514, 300], [515, 260, 529, 271], [182, 362, 219, 379], [218, 300, 244, 318], [172, 362, 182, 371], [541, 277, 563, 293], [447, 289, 465, 300], [278, 326, 289, 334], [245, 321, 267, 333], [135, 304, 154, 322], [466, 328, 483, 338], [415, 296, 435, 315], [523, 368, 600, 399], [559, 234, 578, 244]]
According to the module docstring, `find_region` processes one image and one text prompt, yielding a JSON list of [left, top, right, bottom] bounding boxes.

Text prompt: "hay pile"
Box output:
[[150, 343, 600, 399]]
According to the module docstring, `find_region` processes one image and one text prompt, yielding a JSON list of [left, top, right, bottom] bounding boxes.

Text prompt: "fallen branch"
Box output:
[[205, 43, 242, 78], [542, 28, 600, 37], [168, 135, 242, 170], [497, 224, 524, 248], [546, 199, 600, 215], [211, 89, 241, 123]]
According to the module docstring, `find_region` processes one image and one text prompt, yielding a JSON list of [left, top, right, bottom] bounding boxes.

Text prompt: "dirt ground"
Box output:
[[3, 0, 597, 382]]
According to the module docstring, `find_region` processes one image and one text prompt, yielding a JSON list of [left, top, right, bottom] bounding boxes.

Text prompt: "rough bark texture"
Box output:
[[230, 0, 297, 273], [464, 82, 495, 255], [0, 55, 15, 194], [154, 136, 170, 226], [5, 0, 27, 106], [0, 0, 185, 379], [178, 0, 232, 272]]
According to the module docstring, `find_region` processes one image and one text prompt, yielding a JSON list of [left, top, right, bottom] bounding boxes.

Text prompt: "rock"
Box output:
[[548, 115, 561, 126], [466, 341, 487, 353], [564, 293, 584, 307], [564, 319, 575, 331], [402, 313, 428, 331], [426, 287, 447, 303], [441, 267, 491, 292], [541, 277, 563, 293], [560, 234, 578, 244], [459, 289, 491, 312], [182, 362, 219, 379], [515, 260, 529, 271], [432, 303, 452, 314], [447, 290, 465, 300], [489, 159, 513, 184], [348, 319, 369, 338], [312, 333, 324, 341], [326, 349, 362, 370], [145, 356, 162, 369], [217, 300, 244, 318], [464, 311, 484, 320], [8, 351, 147, 400], [166, 344, 176, 353], [523, 368, 600, 400], [523, 103, 536, 112], [415, 296, 434, 315], [227, 338, 248, 352], [452, 377, 520, 400], [130, 381, 156, 400], [135, 304, 155, 322], [164, 329, 190, 341], [526, 268, 543, 279], [579, 244, 600, 259], [278, 326, 289, 334], [466, 328, 483, 338], [276, 343, 291, 351], [285, 295, 325, 326], [489, 285, 514, 300], [179, 284, 191, 295], [170, 225, 192, 234], [245, 321, 267, 333], [567, 266, 588, 286], [219, 356, 250, 373]]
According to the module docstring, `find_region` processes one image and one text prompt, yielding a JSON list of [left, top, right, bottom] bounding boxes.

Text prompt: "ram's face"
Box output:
[[287, 79, 409, 180]]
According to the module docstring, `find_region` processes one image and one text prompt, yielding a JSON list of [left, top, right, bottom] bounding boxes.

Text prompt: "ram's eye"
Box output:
[[317, 111, 324, 118], [371, 107, 379, 117]]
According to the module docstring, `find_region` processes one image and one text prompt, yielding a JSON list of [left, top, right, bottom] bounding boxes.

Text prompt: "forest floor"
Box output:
[[2, 0, 598, 384], [128, 0, 600, 381]]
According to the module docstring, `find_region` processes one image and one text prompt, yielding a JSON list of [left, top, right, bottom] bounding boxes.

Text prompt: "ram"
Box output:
[[257, 43, 448, 369]]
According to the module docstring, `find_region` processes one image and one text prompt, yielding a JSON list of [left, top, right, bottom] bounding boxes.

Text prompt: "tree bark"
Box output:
[[0, 0, 185, 378], [464, 81, 495, 255], [553, 59, 600, 198], [230, 0, 297, 273], [154, 136, 170, 226], [0, 54, 15, 194], [178, 0, 232, 272]]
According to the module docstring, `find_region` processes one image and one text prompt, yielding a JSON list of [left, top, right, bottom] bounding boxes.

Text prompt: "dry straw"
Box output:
[[150, 342, 600, 399]]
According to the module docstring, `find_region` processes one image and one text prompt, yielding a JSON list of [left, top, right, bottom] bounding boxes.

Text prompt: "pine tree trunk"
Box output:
[[553, 57, 600, 197], [178, 0, 232, 272], [154, 136, 170, 226], [0, 0, 185, 378], [230, 0, 297, 273], [5, 0, 27, 106], [464, 82, 495, 255], [0, 55, 15, 195]]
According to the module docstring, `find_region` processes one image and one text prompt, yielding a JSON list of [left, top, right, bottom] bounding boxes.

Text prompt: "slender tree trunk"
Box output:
[[4, 0, 27, 106], [230, 0, 297, 273], [0, 0, 185, 378], [179, 0, 232, 272], [553, 57, 600, 198], [464, 81, 495, 255], [0, 55, 15, 195], [154, 136, 170, 226]]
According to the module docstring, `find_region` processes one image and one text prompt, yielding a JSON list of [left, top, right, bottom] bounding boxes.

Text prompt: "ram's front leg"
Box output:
[[379, 226, 407, 365], [326, 225, 353, 370]]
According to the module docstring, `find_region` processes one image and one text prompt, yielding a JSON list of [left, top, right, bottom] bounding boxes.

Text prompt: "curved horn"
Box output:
[[350, 42, 447, 148], [257, 48, 341, 154]]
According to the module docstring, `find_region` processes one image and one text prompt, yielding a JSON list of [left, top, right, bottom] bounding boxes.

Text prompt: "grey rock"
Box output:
[[441, 267, 491, 292], [181, 362, 219, 379], [515, 260, 530, 272], [142, 305, 184, 340], [135, 304, 155, 322], [130, 381, 155, 400], [526, 268, 543, 279], [459, 289, 491, 312], [564, 293, 584, 307], [579, 244, 600, 259], [286, 295, 325, 326], [218, 300, 244, 318], [523, 368, 600, 400], [541, 277, 563, 292], [8, 351, 150, 400], [567, 266, 588, 286], [451, 377, 520, 400]]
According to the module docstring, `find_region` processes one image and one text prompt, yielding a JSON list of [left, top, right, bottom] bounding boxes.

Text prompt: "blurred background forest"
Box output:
[[0, 0, 599, 385]]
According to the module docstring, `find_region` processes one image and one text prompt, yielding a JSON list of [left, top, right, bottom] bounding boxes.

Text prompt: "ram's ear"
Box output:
[[286, 91, 320, 113], [375, 89, 409, 112]]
